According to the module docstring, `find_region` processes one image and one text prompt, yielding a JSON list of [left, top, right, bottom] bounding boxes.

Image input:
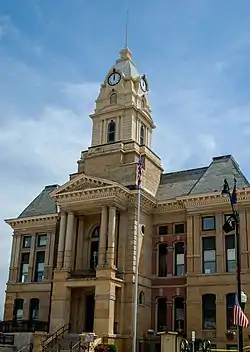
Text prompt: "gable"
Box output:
[[50, 173, 118, 196]]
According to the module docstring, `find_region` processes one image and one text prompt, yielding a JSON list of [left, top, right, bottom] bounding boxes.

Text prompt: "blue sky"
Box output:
[[1, 0, 250, 315]]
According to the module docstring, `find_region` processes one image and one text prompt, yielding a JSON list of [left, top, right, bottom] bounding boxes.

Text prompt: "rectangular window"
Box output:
[[158, 244, 168, 277], [174, 223, 185, 234], [158, 226, 168, 235], [226, 346, 237, 351], [22, 236, 31, 248], [20, 253, 29, 283], [37, 234, 47, 247], [225, 235, 236, 272], [202, 216, 215, 231], [175, 243, 185, 276], [13, 299, 24, 321], [34, 251, 45, 282], [202, 237, 216, 274]]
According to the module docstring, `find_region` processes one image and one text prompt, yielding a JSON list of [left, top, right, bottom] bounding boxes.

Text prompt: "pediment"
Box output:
[[50, 173, 118, 196]]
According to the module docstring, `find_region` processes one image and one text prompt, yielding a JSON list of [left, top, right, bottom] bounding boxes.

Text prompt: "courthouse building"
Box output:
[[3, 45, 250, 350]]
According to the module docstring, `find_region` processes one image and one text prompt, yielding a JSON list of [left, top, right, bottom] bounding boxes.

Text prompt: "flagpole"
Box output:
[[222, 178, 244, 352], [132, 156, 142, 352]]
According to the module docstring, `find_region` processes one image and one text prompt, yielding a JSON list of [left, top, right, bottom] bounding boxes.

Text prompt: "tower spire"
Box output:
[[120, 10, 132, 61], [125, 10, 129, 49]]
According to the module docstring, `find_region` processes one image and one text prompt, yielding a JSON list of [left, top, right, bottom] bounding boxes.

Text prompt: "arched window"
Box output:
[[158, 243, 168, 277], [140, 125, 144, 145], [29, 298, 39, 321], [174, 242, 185, 276], [157, 297, 167, 332], [110, 93, 117, 105], [90, 226, 100, 270], [13, 299, 24, 321], [173, 297, 184, 332], [139, 291, 145, 305], [226, 293, 236, 330], [107, 120, 116, 143], [202, 294, 216, 329]]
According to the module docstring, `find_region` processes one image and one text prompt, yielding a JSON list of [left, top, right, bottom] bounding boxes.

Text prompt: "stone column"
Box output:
[[215, 213, 223, 273], [57, 211, 67, 269], [94, 281, 116, 336], [98, 206, 108, 266], [43, 233, 51, 280], [28, 236, 36, 281], [48, 230, 56, 280], [107, 207, 116, 267], [63, 212, 75, 270], [8, 235, 16, 282], [76, 217, 84, 270], [13, 234, 22, 281]]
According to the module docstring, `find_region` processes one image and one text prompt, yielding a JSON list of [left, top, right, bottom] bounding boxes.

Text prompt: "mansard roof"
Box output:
[[156, 155, 249, 201], [18, 184, 59, 218]]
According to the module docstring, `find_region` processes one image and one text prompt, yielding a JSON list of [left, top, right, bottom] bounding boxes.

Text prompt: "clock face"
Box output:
[[107, 72, 121, 86], [140, 77, 148, 92]]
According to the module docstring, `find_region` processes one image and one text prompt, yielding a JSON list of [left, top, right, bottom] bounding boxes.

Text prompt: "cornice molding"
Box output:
[[5, 214, 58, 229]]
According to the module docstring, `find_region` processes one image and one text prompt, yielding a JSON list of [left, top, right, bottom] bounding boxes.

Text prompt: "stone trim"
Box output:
[[5, 214, 58, 229]]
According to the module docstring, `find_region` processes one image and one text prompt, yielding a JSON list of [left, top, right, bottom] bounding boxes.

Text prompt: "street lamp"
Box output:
[[222, 178, 243, 352]]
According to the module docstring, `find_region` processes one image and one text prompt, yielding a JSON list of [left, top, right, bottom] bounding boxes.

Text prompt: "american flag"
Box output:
[[138, 154, 142, 187], [233, 293, 249, 328]]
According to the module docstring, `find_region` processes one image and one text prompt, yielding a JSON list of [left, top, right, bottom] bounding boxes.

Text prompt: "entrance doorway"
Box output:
[[85, 294, 95, 332]]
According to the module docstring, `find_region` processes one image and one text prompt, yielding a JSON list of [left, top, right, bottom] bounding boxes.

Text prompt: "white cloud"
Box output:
[[0, 57, 99, 316]]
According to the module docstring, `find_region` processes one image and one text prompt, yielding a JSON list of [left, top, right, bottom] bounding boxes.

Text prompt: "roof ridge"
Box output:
[[187, 163, 211, 195], [162, 166, 207, 178]]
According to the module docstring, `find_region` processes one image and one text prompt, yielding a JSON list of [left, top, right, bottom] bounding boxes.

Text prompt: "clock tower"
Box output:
[[77, 46, 162, 196]]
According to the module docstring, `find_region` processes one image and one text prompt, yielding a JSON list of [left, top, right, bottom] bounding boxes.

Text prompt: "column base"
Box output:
[[96, 266, 116, 279]]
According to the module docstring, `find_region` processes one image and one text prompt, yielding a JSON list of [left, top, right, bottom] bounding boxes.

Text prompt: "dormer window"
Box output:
[[107, 120, 116, 143], [140, 125, 144, 145], [110, 93, 117, 105]]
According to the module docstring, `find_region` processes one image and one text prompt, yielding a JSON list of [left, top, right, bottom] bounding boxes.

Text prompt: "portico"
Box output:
[[49, 174, 128, 335]]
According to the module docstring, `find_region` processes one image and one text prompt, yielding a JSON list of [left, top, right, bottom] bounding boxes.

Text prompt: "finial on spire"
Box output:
[[125, 10, 129, 49]]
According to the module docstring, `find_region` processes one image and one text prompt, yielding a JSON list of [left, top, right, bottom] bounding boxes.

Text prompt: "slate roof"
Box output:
[[18, 184, 59, 218], [156, 155, 249, 201]]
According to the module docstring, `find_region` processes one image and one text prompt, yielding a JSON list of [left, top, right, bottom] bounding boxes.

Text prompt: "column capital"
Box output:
[[68, 211, 74, 216]]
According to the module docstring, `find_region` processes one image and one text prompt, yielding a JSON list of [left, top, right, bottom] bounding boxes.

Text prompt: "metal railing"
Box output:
[[0, 333, 14, 345], [69, 270, 96, 279], [42, 323, 70, 352], [0, 320, 49, 333]]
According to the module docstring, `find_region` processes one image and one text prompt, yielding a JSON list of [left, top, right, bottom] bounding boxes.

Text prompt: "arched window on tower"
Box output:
[[110, 93, 117, 105], [140, 125, 145, 145], [90, 226, 100, 270], [107, 120, 116, 143]]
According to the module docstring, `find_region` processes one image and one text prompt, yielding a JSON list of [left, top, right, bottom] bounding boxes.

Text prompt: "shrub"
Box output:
[[107, 344, 118, 352], [95, 345, 109, 352]]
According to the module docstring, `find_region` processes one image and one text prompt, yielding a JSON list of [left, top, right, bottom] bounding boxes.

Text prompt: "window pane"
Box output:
[[227, 248, 235, 261], [202, 217, 215, 231], [203, 237, 215, 250], [174, 224, 184, 234], [204, 250, 216, 262], [204, 261, 216, 274], [158, 226, 168, 235], [176, 264, 185, 276], [23, 236, 31, 248], [227, 260, 236, 272], [38, 235, 47, 247], [226, 235, 235, 249], [176, 253, 184, 265]]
